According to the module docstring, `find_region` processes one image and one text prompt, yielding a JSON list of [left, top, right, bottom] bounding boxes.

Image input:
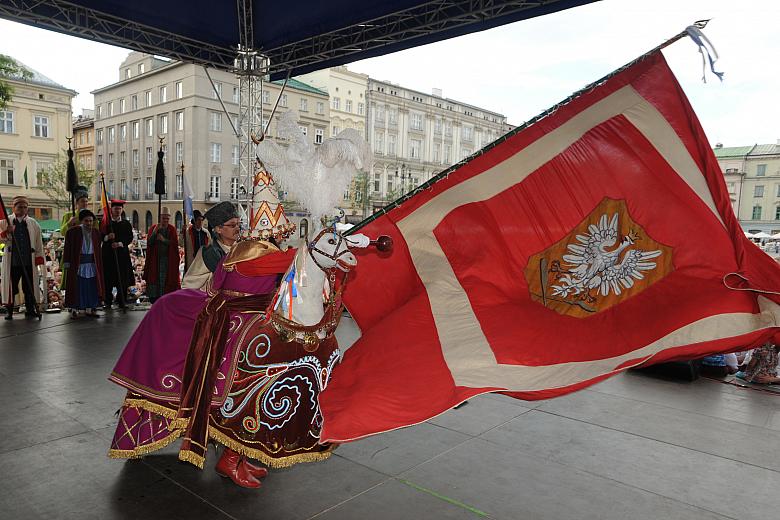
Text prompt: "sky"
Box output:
[[1, 0, 778, 147]]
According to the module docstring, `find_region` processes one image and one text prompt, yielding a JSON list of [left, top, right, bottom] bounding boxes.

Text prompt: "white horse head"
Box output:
[[307, 227, 357, 273]]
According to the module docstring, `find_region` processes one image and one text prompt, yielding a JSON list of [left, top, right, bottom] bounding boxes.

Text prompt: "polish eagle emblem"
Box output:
[[550, 213, 662, 299]]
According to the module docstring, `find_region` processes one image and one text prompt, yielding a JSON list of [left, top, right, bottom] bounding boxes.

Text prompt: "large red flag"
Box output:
[[319, 51, 780, 443]]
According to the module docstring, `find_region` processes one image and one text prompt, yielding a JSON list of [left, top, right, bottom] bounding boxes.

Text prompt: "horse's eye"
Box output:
[[328, 239, 336, 245]]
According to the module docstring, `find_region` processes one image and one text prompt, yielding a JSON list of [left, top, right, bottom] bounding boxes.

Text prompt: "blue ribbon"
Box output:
[[686, 26, 724, 83]]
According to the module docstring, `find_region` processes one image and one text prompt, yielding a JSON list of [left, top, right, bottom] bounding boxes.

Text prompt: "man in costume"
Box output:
[[101, 200, 134, 310], [0, 196, 45, 319], [59, 185, 92, 294], [182, 201, 240, 290], [143, 207, 180, 303], [181, 209, 209, 272], [62, 209, 104, 318]]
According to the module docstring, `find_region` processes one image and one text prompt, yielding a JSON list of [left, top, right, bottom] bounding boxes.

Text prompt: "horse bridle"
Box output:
[[308, 227, 352, 272]]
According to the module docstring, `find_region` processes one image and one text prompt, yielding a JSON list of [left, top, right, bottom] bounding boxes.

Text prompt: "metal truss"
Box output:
[[0, 0, 586, 76], [0, 0, 235, 68]]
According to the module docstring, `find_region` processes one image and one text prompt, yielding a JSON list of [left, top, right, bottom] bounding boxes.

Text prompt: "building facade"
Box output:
[[713, 143, 751, 218], [92, 52, 330, 232], [365, 79, 511, 217], [0, 59, 76, 221], [72, 110, 96, 210]]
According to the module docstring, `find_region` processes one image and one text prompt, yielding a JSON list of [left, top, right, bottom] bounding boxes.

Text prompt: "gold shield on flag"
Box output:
[[525, 197, 674, 318]]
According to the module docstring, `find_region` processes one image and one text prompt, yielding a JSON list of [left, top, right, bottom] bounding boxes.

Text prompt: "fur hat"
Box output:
[[12, 195, 29, 207], [192, 209, 204, 222], [204, 201, 238, 228], [74, 185, 89, 202]]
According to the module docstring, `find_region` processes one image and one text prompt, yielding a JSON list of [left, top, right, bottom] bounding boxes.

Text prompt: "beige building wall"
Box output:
[[0, 65, 76, 221], [92, 52, 330, 232], [737, 143, 780, 233], [72, 112, 96, 211]]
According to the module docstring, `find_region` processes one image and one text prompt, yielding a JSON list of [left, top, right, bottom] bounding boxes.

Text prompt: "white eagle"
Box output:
[[550, 213, 662, 299]]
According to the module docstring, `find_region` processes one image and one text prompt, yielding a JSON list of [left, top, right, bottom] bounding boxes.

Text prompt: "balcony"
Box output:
[[130, 193, 139, 201], [205, 191, 221, 203], [174, 190, 183, 199], [144, 193, 154, 200]]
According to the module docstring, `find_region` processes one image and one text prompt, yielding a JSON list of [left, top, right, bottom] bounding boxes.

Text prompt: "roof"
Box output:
[[712, 145, 755, 158], [273, 78, 327, 97], [749, 144, 780, 156], [0, 0, 597, 80], [0, 58, 76, 94]]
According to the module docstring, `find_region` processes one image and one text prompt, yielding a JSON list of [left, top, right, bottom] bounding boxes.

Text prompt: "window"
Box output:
[[211, 82, 222, 99], [316, 101, 324, 114], [146, 177, 154, 195], [159, 115, 168, 134], [410, 139, 421, 159], [444, 144, 451, 162], [97, 155, 103, 169], [108, 153, 115, 169], [434, 143, 440, 162], [145, 90, 152, 107], [300, 98, 308, 111], [35, 162, 49, 185], [132, 121, 139, 139], [0, 159, 14, 184], [332, 97, 340, 110], [138, 63, 145, 74], [231, 145, 239, 165], [376, 105, 384, 121], [445, 122, 452, 136], [314, 128, 324, 144], [232, 86, 239, 103], [757, 164, 767, 177], [120, 98, 126, 113], [373, 172, 381, 192], [175, 142, 183, 163], [1, 111, 15, 133], [120, 124, 127, 141], [776, 206, 780, 220], [388, 109, 397, 125], [146, 147, 153, 166], [120, 179, 127, 198], [280, 94, 288, 107], [298, 125, 308, 136], [262, 90, 270, 103], [131, 95, 138, 110], [345, 99, 352, 113], [358, 102, 364, 116], [230, 177, 240, 199], [109, 102, 114, 116], [175, 81, 183, 99], [159, 86, 167, 103], [146, 119, 153, 137], [108, 180, 115, 196], [210, 143, 222, 163], [96, 105, 102, 119], [332, 126, 341, 136], [175, 111, 184, 131], [410, 113, 423, 131], [388, 134, 396, 156], [132, 149, 139, 167], [33, 115, 49, 137], [209, 176, 220, 198], [175, 174, 183, 197], [755, 185, 765, 197], [108, 126, 115, 143], [463, 125, 473, 140], [374, 132, 384, 154], [209, 112, 222, 132], [462, 148, 472, 159], [753, 205, 762, 220], [120, 151, 127, 169], [132, 178, 140, 197], [434, 118, 442, 134]]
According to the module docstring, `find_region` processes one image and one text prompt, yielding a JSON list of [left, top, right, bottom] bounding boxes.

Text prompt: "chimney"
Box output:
[[715, 143, 723, 149], [432, 88, 443, 98]]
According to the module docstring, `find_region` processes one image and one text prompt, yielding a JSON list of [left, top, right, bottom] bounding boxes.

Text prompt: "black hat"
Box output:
[[74, 185, 89, 201], [204, 202, 238, 228], [192, 209, 204, 222], [78, 209, 95, 221]]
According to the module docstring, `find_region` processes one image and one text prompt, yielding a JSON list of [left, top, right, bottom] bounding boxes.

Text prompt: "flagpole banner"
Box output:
[[319, 51, 780, 443]]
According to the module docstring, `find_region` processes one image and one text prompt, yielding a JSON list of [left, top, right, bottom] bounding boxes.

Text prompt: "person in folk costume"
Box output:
[[181, 202, 239, 290], [59, 185, 95, 293], [62, 209, 105, 319], [143, 207, 180, 304], [0, 196, 45, 319], [101, 199, 134, 310], [181, 209, 209, 273]]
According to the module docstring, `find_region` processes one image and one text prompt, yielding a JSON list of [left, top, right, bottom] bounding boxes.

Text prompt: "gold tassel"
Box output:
[[107, 430, 182, 459], [124, 398, 178, 419], [178, 449, 205, 469], [207, 427, 335, 469]]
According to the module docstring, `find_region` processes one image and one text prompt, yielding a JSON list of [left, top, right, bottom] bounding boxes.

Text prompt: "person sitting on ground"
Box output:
[[743, 343, 780, 384], [699, 353, 739, 378]]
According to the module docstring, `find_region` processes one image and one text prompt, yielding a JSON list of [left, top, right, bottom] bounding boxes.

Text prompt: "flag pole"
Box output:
[[180, 161, 188, 272], [0, 192, 41, 319], [100, 173, 126, 310], [346, 20, 711, 235]]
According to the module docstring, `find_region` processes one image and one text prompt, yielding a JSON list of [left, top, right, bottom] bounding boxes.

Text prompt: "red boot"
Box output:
[[241, 457, 268, 479], [215, 448, 261, 489]]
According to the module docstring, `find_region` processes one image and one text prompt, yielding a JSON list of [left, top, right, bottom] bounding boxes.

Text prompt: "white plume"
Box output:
[[255, 111, 372, 220]]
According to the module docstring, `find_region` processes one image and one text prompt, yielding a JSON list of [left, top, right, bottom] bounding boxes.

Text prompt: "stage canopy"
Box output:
[[0, 0, 597, 79]]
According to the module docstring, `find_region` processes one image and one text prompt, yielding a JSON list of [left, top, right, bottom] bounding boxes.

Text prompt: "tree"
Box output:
[[0, 54, 32, 111], [37, 154, 97, 211]]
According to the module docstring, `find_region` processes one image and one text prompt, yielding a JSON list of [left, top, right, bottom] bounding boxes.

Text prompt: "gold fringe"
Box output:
[[124, 398, 178, 419], [179, 449, 205, 469], [207, 427, 336, 469], [107, 429, 182, 459], [168, 418, 189, 431]]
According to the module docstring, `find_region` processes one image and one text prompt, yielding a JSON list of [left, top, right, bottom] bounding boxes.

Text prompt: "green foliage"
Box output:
[[37, 154, 97, 210], [0, 54, 32, 111]]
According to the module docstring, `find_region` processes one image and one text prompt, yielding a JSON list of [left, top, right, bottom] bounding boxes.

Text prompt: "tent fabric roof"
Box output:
[[0, 0, 597, 80]]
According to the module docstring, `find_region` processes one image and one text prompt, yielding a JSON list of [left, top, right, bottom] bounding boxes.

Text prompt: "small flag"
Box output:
[[100, 174, 111, 234], [23, 166, 28, 189], [182, 172, 194, 222]]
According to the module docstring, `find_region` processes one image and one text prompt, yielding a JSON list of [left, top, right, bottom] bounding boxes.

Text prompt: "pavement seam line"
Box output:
[[305, 477, 391, 519], [397, 478, 490, 518]]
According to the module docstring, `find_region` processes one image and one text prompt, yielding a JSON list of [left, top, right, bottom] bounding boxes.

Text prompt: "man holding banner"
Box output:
[[0, 196, 44, 319], [101, 199, 134, 310]]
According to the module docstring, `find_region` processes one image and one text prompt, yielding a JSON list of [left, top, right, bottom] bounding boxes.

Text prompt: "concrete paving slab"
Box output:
[[335, 421, 471, 476], [428, 394, 533, 436], [481, 410, 780, 520], [401, 437, 729, 520]]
